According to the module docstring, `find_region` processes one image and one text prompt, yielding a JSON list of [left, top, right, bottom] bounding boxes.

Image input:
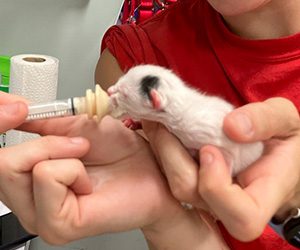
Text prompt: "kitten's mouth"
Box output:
[[110, 108, 128, 119], [109, 94, 119, 107], [108, 95, 128, 119]]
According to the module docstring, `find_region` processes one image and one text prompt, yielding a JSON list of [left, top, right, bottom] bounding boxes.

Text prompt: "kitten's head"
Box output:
[[108, 65, 184, 120]]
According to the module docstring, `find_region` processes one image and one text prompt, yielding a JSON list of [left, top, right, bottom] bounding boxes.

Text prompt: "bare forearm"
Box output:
[[142, 209, 229, 250], [95, 49, 124, 90]]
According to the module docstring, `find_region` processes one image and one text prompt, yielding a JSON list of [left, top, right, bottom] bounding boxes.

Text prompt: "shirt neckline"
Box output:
[[203, 1, 300, 61]]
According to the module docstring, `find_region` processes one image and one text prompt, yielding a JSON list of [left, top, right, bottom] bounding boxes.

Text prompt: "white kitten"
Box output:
[[108, 65, 263, 176]]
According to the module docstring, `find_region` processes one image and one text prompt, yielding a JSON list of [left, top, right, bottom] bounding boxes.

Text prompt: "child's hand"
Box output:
[[211, 97, 300, 240], [143, 97, 300, 241]]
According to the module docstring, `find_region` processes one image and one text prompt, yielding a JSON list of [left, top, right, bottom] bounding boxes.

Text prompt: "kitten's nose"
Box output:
[[107, 86, 116, 96]]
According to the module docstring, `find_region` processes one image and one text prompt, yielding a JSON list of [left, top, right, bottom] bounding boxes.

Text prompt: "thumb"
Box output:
[[223, 97, 299, 143], [0, 102, 28, 133]]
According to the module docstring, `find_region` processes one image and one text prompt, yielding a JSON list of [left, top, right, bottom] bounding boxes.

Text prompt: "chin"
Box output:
[[206, 0, 271, 16]]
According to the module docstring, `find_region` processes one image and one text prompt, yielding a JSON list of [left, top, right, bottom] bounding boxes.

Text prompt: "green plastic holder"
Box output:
[[0, 56, 11, 77], [0, 55, 11, 93], [0, 86, 9, 93], [2, 75, 9, 86]]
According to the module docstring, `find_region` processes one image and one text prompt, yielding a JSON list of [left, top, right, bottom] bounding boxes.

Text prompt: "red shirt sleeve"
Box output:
[[101, 24, 158, 72]]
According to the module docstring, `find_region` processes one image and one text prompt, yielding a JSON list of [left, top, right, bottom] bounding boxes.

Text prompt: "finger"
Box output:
[[0, 136, 89, 173], [0, 91, 27, 104], [33, 159, 92, 243], [143, 120, 201, 205], [223, 97, 300, 142], [198, 145, 268, 241], [19, 116, 82, 136], [0, 102, 28, 133], [0, 136, 89, 231]]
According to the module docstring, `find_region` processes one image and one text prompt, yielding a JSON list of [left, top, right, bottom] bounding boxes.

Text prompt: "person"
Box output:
[[0, 0, 299, 249], [95, 0, 300, 248]]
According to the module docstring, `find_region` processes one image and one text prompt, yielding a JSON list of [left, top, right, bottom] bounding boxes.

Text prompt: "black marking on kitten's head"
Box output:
[[140, 75, 159, 100]]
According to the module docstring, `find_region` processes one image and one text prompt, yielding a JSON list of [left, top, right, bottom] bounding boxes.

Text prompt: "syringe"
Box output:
[[26, 85, 111, 121]]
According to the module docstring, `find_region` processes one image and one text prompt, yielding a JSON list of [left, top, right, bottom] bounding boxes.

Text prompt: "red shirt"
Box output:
[[101, 0, 300, 249]]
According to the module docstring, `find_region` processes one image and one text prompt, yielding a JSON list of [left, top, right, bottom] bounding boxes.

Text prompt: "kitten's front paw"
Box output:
[[122, 118, 142, 130]]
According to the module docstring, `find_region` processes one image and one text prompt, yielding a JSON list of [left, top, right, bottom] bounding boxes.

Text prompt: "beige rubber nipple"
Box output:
[[73, 85, 110, 121]]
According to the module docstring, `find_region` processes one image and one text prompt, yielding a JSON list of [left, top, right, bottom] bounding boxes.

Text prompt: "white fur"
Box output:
[[108, 65, 264, 176]]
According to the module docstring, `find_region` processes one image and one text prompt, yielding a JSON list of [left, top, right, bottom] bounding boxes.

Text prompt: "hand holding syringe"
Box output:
[[26, 85, 111, 121]]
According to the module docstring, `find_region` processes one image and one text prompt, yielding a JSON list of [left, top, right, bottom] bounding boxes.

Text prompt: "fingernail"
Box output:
[[233, 113, 253, 136], [201, 151, 214, 166], [69, 137, 85, 144], [0, 102, 21, 115]]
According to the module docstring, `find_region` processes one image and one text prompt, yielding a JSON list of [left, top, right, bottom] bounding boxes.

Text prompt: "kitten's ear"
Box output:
[[149, 89, 162, 110], [140, 75, 163, 110]]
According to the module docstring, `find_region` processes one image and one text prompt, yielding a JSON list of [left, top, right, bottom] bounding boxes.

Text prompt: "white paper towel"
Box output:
[[6, 54, 59, 146]]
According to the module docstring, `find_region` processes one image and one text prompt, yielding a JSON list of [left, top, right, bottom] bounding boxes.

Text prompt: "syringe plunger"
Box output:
[[26, 99, 74, 120]]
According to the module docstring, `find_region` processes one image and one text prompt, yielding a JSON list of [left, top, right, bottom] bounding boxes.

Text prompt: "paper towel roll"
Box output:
[[6, 54, 59, 146]]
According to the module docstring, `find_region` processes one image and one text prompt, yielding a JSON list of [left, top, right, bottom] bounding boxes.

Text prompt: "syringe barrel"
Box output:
[[26, 98, 75, 121], [25, 85, 111, 121]]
